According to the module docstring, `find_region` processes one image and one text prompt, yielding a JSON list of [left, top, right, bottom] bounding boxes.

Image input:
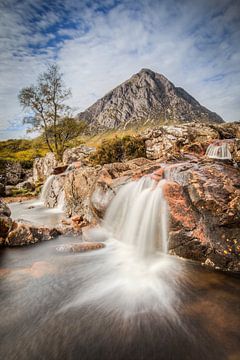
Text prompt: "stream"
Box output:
[[1, 178, 240, 360]]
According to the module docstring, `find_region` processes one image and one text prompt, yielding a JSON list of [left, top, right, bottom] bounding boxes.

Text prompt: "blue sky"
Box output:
[[0, 0, 240, 139]]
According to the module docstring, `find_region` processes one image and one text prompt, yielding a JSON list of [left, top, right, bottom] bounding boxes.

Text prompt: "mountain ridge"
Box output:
[[77, 68, 224, 130]]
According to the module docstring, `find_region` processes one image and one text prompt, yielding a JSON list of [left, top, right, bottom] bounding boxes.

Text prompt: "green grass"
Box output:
[[0, 137, 49, 163]]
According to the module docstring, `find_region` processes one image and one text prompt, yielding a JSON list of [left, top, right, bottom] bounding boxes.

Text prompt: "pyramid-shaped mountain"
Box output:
[[77, 68, 223, 129]]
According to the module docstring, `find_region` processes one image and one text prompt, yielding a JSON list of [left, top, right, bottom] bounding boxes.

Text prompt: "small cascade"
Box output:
[[104, 176, 168, 257], [39, 175, 56, 204], [56, 190, 65, 212], [206, 141, 232, 160]]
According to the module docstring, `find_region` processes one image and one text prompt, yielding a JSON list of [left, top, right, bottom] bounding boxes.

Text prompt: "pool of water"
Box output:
[[0, 234, 239, 360], [9, 199, 65, 227]]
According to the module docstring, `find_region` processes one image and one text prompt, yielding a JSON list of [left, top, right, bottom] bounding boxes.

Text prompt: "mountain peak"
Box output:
[[77, 69, 223, 129]]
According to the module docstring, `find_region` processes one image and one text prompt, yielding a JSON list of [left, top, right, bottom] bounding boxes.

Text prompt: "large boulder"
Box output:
[[33, 152, 58, 183], [163, 160, 240, 272], [64, 166, 100, 222], [6, 220, 60, 246]]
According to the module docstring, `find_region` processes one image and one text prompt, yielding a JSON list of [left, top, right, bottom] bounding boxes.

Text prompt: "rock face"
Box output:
[[33, 152, 58, 183], [163, 161, 240, 272], [78, 68, 223, 130], [143, 122, 240, 162]]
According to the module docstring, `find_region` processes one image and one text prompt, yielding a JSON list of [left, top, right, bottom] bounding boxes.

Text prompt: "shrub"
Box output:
[[89, 135, 146, 165]]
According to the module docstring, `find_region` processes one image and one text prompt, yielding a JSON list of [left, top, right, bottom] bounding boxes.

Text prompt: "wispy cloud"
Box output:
[[0, 0, 239, 139]]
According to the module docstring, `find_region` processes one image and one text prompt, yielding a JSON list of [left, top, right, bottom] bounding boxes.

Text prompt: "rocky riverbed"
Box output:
[[0, 122, 239, 273]]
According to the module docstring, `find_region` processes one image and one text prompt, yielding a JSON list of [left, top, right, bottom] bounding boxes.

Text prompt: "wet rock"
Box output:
[[90, 158, 160, 218], [6, 220, 61, 246], [0, 216, 12, 242], [164, 161, 240, 272], [56, 241, 105, 253]]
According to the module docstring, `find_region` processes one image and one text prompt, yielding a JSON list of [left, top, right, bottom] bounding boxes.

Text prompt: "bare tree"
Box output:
[[19, 64, 85, 160]]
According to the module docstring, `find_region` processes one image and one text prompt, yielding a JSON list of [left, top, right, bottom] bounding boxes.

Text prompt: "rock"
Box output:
[[6, 220, 60, 246], [63, 145, 96, 165], [77, 68, 223, 130], [33, 152, 58, 183], [163, 160, 240, 272], [5, 185, 14, 196], [144, 123, 219, 160], [56, 242, 105, 253], [0, 200, 12, 245], [0, 161, 32, 187], [42, 174, 66, 208], [64, 166, 100, 221], [16, 180, 35, 191], [0, 183, 5, 196], [0, 216, 12, 241], [90, 158, 160, 218], [0, 200, 11, 217], [52, 165, 68, 175]]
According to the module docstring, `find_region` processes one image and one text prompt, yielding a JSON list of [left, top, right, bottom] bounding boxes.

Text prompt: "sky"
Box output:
[[0, 0, 240, 140]]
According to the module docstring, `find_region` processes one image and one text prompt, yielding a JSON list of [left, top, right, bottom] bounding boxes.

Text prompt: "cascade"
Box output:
[[206, 141, 232, 160], [104, 176, 168, 257], [39, 175, 56, 204], [56, 190, 65, 211]]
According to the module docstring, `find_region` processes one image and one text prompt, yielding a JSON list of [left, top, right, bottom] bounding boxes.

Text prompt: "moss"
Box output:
[[89, 135, 146, 165]]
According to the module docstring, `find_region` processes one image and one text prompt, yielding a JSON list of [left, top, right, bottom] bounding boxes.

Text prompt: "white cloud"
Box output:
[[0, 0, 239, 140]]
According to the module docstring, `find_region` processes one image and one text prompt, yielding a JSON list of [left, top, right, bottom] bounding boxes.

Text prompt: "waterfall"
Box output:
[[104, 176, 168, 257], [39, 175, 56, 203], [57, 190, 65, 211], [206, 142, 232, 160]]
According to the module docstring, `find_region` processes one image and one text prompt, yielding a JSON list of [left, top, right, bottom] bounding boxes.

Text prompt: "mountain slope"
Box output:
[[77, 68, 223, 129]]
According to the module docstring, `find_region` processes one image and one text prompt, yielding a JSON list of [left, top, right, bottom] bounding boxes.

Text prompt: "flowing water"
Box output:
[[39, 174, 56, 204], [9, 199, 65, 227], [206, 142, 232, 160], [1, 176, 240, 360]]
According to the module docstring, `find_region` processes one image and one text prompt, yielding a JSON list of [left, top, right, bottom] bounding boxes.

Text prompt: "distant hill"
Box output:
[[77, 68, 223, 130]]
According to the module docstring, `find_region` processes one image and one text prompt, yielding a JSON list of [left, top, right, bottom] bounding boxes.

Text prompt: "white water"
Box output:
[[60, 177, 181, 320], [56, 190, 65, 211], [104, 176, 168, 257], [39, 174, 56, 204], [206, 142, 232, 160]]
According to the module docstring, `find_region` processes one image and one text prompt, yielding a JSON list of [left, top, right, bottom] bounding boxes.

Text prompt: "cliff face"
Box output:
[[77, 68, 223, 130]]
